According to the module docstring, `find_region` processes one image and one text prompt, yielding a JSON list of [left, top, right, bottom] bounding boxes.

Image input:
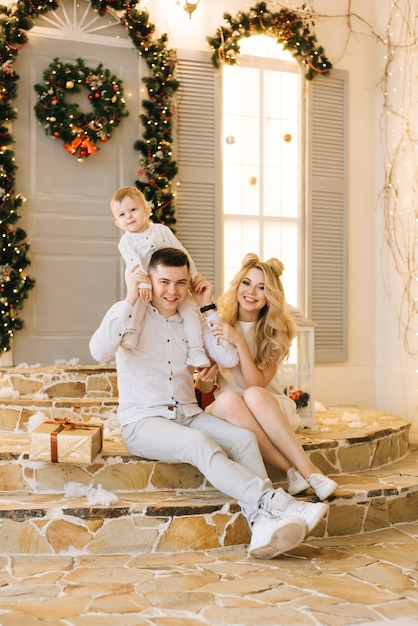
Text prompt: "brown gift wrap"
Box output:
[[29, 418, 103, 464]]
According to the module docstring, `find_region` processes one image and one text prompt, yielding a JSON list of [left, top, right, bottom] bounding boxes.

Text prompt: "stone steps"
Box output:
[[1, 444, 417, 555], [0, 365, 416, 556]]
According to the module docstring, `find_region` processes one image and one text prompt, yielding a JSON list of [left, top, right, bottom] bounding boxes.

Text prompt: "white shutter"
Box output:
[[307, 70, 348, 362], [174, 50, 220, 288]]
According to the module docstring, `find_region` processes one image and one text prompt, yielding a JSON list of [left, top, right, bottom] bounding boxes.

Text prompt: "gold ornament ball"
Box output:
[[66, 80, 75, 90]]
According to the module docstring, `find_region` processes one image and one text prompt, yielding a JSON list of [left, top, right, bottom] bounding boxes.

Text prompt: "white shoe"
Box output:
[[121, 329, 139, 349], [306, 473, 338, 500], [248, 510, 307, 559], [269, 489, 328, 534], [287, 467, 309, 495], [186, 349, 211, 369]]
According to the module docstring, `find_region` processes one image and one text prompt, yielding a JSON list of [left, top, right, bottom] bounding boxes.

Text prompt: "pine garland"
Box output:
[[207, 1, 332, 80], [0, 0, 178, 352], [0, 0, 56, 352], [92, 0, 179, 227]]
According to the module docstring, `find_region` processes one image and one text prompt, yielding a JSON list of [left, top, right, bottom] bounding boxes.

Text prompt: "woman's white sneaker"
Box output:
[[248, 511, 307, 559], [268, 489, 328, 534], [287, 466, 309, 495], [306, 473, 338, 501]]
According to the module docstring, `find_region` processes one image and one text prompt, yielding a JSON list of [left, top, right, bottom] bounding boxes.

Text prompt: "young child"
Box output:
[[110, 186, 211, 368]]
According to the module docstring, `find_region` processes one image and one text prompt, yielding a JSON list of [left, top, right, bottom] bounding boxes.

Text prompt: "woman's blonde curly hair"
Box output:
[[217, 253, 296, 368]]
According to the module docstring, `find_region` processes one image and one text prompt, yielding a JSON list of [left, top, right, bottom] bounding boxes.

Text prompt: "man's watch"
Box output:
[[200, 303, 217, 313]]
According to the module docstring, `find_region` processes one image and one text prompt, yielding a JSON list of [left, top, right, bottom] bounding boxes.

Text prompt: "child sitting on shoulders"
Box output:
[[111, 186, 214, 368]]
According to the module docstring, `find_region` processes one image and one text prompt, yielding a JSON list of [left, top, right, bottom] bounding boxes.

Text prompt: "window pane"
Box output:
[[224, 219, 260, 287], [222, 43, 302, 306], [239, 35, 294, 61], [263, 222, 298, 305], [262, 167, 298, 217], [240, 67, 260, 117], [223, 163, 242, 214]]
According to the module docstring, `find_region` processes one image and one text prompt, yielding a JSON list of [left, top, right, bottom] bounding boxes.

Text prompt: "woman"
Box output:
[[196, 253, 337, 501]]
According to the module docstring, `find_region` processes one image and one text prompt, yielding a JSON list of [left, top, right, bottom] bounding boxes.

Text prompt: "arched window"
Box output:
[[176, 48, 347, 362]]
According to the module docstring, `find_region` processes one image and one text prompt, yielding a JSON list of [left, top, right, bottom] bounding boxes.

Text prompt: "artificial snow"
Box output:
[[342, 411, 360, 422], [0, 386, 19, 398], [64, 481, 118, 506], [54, 357, 80, 366], [101, 412, 121, 439], [26, 411, 49, 431]]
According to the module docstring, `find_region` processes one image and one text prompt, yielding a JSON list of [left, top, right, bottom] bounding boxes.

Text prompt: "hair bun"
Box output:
[[266, 257, 285, 277], [242, 252, 259, 265]]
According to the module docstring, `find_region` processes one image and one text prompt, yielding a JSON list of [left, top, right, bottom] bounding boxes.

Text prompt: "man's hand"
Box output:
[[125, 265, 149, 305], [136, 271, 152, 302], [190, 274, 214, 308]]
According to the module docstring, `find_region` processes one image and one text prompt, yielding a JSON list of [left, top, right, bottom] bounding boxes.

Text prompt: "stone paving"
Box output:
[[0, 522, 417, 625]]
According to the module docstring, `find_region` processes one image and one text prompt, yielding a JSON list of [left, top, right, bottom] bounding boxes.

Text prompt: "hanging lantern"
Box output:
[[177, 0, 200, 19]]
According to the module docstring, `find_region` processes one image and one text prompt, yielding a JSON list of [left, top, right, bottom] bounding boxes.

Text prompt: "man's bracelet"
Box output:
[[200, 303, 217, 313]]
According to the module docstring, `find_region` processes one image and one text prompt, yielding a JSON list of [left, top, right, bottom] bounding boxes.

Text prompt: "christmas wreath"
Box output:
[[207, 1, 332, 80], [34, 57, 129, 162]]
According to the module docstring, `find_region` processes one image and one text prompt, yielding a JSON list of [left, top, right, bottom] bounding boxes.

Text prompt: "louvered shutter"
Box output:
[[174, 50, 220, 289], [307, 70, 348, 362]]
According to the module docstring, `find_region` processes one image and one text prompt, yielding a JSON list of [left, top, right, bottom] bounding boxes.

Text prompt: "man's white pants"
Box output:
[[122, 408, 273, 523]]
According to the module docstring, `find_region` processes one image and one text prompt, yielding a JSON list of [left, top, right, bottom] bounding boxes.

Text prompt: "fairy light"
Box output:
[[379, 0, 418, 354]]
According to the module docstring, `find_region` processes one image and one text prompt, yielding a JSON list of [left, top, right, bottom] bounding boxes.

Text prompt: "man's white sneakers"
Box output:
[[248, 510, 307, 559]]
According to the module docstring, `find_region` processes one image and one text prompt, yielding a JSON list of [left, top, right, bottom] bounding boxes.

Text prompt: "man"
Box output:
[[90, 247, 328, 559]]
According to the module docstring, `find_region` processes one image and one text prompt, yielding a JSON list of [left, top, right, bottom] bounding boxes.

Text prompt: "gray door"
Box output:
[[11, 2, 141, 365]]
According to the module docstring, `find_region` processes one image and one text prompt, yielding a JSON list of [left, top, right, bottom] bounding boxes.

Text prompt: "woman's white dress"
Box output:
[[211, 320, 301, 431]]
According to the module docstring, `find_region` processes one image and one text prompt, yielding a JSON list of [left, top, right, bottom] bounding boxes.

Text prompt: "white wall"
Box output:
[[373, 1, 418, 429]]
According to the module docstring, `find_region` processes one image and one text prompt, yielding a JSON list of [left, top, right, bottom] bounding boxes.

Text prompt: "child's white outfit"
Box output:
[[118, 223, 212, 368]]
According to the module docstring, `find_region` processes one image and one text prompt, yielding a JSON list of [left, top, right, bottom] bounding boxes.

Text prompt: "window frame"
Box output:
[[175, 49, 348, 363]]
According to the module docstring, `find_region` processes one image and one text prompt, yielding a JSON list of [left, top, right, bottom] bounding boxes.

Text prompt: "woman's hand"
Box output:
[[195, 364, 218, 393]]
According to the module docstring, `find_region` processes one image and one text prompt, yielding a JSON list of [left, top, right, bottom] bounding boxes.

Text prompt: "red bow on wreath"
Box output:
[[63, 136, 99, 161]]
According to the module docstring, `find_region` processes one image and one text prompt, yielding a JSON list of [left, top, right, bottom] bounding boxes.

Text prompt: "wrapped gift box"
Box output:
[[29, 419, 103, 464]]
